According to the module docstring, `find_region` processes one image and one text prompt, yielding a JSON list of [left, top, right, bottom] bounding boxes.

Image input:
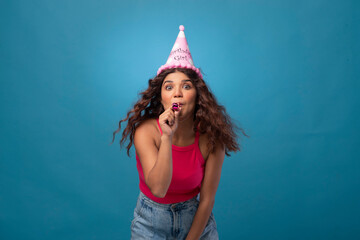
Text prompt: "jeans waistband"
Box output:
[[139, 191, 199, 210]]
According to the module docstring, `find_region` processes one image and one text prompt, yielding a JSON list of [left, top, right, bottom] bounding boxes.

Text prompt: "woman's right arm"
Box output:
[[134, 107, 180, 198]]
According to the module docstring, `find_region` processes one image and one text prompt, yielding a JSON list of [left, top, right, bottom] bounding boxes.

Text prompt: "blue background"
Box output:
[[1, 0, 359, 239]]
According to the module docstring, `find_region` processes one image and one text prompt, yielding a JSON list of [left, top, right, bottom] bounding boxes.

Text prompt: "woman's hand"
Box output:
[[159, 105, 181, 137]]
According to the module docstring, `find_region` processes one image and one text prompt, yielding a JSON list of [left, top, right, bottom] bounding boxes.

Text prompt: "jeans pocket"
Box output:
[[200, 212, 219, 240], [210, 212, 217, 228], [205, 212, 217, 229], [131, 198, 145, 229], [130, 199, 154, 239]]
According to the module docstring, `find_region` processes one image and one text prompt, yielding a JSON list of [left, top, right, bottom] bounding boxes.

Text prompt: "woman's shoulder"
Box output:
[[134, 118, 161, 149], [199, 132, 210, 161], [198, 131, 225, 159], [135, 118, 159, 133], [135, 118, 160, 138]]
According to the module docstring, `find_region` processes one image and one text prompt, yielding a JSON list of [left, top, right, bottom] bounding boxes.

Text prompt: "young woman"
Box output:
[[112, 26, 248, 239]]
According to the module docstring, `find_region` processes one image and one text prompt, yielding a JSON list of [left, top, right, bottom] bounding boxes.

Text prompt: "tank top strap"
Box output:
[[156, 118, 163, 135]]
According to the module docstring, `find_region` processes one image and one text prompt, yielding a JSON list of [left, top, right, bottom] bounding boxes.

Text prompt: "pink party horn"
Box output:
[[172, 103, 179, 111]]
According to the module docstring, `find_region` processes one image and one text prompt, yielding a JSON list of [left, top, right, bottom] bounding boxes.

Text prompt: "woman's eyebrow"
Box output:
[[163, 79, 191, 85]]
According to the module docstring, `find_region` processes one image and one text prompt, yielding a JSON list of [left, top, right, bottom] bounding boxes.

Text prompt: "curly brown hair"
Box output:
[[111, 67, 249, 157]]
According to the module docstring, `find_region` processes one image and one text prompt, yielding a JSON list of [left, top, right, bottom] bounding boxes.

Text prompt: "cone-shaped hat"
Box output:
[[157, 25, 203, 78]]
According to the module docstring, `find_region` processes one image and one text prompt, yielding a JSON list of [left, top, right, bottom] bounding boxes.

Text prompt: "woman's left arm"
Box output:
[[185, 142, 225, 240]]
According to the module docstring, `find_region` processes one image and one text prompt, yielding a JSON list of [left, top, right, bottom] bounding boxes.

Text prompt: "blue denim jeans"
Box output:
[[131, 191, 219, 239]]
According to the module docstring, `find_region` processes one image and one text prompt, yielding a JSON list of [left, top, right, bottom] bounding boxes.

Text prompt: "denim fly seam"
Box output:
[[131, 191, 219, 239]]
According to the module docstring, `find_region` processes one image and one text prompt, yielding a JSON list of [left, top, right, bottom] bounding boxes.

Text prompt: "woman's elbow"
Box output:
[[149, 185, 167, 198], [152, 191, 166, 198], [151, 189, 167, 198]]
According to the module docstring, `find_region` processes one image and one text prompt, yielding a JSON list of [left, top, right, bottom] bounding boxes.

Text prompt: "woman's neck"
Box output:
[[173, 116, 195, 142]]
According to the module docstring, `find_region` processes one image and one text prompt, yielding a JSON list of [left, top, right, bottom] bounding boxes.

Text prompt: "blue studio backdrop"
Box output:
[[0, 0, 359, 239]]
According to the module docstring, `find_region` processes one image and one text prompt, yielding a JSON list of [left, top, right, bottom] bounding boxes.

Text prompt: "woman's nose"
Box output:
[[174, 87, 183, 97]]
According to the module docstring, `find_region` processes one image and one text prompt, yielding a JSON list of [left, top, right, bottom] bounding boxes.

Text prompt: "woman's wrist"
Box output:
[[161, 134, 172, 143]]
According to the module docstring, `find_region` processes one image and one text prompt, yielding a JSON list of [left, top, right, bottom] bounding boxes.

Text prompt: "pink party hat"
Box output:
[[157, 25, 203, 79]]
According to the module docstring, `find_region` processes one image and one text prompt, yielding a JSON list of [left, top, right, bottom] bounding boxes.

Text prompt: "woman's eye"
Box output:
[[165, 85, 173, 90], [183, 84, 191, 89]]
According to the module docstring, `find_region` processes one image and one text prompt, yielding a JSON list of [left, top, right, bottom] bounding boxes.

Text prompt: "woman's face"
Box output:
[[161, 71, 197, 119]]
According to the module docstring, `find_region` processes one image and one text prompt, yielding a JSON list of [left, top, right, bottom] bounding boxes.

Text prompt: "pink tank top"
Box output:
[[135, 119, 205, 204]]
